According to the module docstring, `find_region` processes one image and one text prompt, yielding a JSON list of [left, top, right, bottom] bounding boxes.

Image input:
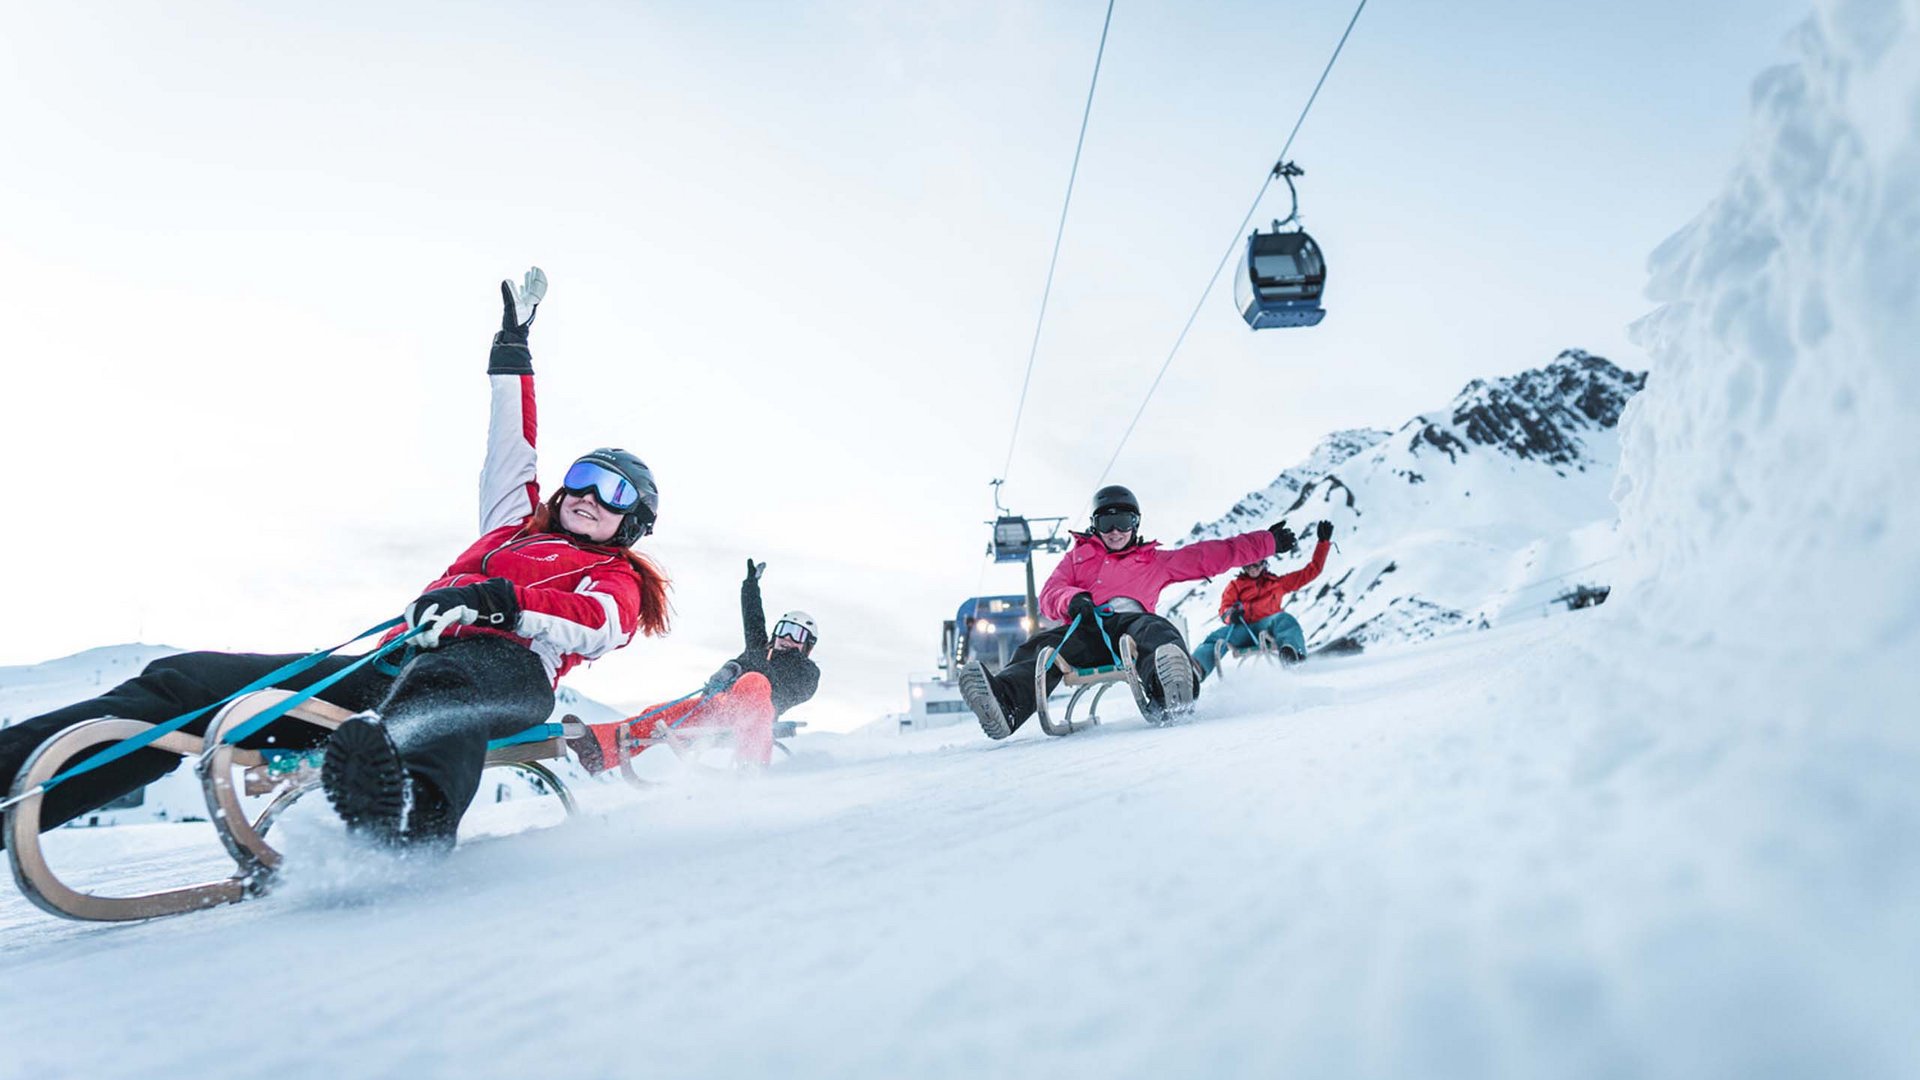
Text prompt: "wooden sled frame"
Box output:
[[5, 690, 582, 923], [1032, 635, 1155, 737]]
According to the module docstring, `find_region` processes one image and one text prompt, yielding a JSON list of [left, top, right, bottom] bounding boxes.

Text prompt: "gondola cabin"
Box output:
[[1236, 227, 1327, 329], [990, 515, 1034, 563]]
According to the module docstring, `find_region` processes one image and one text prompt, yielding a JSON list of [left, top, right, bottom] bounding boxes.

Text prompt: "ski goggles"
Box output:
[[560, 460, 642, 513], [1092, 508, 1140, 534], [771, 620, 816, 646]]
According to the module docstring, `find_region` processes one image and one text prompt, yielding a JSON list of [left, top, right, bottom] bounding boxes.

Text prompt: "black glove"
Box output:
[[487, 267, 547, 375], [404, 578, 521, 648], [704, 660, 744, 696], [1067, 592, 1099, 622], [745, 559, 766, 583], [1268, 522, 1298, 554], [1224, 602, 1244, 624], [1316, 521, 1334, 543]]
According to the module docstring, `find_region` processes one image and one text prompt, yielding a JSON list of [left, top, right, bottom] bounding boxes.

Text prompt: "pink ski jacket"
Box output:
[[1038, 530, 1279, 622]]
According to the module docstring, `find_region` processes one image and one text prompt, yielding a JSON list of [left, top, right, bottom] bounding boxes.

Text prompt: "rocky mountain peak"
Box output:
[[1168, 349, 1645, 654], [1414, 349, 1646, 467]]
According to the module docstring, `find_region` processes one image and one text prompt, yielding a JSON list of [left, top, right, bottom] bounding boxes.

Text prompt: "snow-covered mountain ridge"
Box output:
[[1434, 351, 1644, 466], [1168, 349, 1644, 652], [0, 644, 180, 734]]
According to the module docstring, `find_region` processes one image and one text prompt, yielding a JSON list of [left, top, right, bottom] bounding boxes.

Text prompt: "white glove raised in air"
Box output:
[[505, 266, 547, 329]]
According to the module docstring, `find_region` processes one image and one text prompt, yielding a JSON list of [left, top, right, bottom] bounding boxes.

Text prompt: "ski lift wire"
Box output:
[[1095, 0, 1369, 486], [999, 0, 1119, 492]]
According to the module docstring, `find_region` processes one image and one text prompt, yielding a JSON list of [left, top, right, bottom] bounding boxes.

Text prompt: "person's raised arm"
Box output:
[[741, 559, 769, 652], [1161, 527, 1281, 585], [1273, 523, 1333, 593], [479, 268, 547, 534]]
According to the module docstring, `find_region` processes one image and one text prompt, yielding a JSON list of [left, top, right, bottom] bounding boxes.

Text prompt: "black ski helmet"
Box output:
[[564, 447, 659, 546], [1092, 484, 1140, 516]]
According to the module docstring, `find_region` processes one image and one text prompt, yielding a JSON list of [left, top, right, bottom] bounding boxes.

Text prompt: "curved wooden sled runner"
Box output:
[[1210, 630, 1302, 679], [5, 690, 583, 923], [1031, 635, 1155, 736]]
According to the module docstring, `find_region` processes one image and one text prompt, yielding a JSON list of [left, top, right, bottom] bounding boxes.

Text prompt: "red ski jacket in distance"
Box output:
[[383, 349, 652, 684], [1218, 539, 1330, 623], [1038, 529, 1278, 622]]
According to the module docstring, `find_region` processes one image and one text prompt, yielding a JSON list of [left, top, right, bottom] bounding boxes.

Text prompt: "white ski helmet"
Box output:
[[771, 611, 819, 655]]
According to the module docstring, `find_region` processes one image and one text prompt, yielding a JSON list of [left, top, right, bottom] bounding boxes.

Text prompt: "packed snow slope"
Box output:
[[1167, 350, 1641, 651], [0, 617, 1848, 1080]]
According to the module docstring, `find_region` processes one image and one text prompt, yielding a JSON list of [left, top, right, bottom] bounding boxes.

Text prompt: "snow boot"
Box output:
[[958, 659, 1014, 740], [567, 721, 622, 775], [321, 714, 411, 844], [404, 779, 459, 851], [1152, 643, 1198, 723]]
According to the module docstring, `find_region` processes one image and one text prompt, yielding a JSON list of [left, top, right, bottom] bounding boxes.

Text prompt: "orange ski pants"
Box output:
[[595, 672, 777, 769]]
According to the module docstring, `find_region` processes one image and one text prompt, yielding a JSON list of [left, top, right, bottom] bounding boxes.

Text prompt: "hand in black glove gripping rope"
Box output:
[[704, 660, 745, 696], [1067, 592, 1100, 624], [404, 578, 521, 648]]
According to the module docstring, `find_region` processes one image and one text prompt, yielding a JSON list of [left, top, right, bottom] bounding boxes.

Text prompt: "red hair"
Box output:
[[528, 499, 672, 637]]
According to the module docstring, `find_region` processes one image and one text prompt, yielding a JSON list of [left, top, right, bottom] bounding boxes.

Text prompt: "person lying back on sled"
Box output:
[[0, 269, 672, 851], [957, 484, 1300, 739], [1192, 520, 1334, 680], [570, 559, 821, 772]]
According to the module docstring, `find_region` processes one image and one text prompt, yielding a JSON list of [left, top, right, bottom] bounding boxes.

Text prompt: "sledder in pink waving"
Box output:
[[957, 484, 1299, 738]]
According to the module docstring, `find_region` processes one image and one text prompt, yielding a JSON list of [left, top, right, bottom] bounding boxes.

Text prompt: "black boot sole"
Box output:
[[322, 716, 408, 844], [958, 660, 1013, 740], [566, 730, 606, 774], [1153, 644, 1198, 723]]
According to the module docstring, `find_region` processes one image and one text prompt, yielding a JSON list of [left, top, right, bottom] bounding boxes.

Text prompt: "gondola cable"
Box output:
[[1095, 0, 1369, 486], [997, 0, 1119, 496]]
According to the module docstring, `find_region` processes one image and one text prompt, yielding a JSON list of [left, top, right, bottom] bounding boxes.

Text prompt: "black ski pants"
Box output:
[[375, 636, 554, 820], [0, 636, 552, 846], [987, 611, 1193, 732]]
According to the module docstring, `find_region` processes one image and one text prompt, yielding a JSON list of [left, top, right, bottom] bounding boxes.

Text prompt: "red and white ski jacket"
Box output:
[[390, 340, 650, 684], [1218, 539, 1331, 622]]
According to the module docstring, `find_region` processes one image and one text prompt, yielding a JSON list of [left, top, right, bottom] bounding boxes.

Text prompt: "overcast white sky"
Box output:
[[0, 0, 1808, 728]]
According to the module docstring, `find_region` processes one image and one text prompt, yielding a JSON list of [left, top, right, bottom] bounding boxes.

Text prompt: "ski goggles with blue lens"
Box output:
[[1092, 508, 1140, 534], [771, 620, 816, 646], [560, 460, 642, 512]]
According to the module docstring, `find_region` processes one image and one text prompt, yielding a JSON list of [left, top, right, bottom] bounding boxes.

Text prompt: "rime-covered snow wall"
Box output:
[[1558, 5, 1920, 1071], [1615, 0, 1919, 707]]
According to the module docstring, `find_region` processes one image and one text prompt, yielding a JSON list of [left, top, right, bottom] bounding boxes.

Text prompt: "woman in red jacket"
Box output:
[[1192, 521, 1334, 680], [0, 270, 671, 849]]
